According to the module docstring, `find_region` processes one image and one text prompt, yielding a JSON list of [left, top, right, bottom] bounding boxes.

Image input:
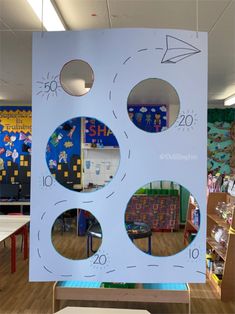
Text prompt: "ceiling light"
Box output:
[[224, 94, 235, 106], [27, 0, 65, 31]]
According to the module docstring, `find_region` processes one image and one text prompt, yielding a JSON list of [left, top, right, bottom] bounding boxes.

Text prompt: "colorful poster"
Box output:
[[46, 118, 81, 169], [128, 105, 168, 133], [0, 106, 32, 169], [84, 118, 118, 147]]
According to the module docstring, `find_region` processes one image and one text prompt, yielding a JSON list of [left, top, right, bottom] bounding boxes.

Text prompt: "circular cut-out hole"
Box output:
[[125, 180, 200, 256], [60, 59, 94, 96], [46, 116, 120, 192], [52, 208, 102, 260], [127, 78, 180, 133]]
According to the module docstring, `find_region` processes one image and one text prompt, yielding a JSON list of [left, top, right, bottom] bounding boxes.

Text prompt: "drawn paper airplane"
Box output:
[[161, 35, 201, 63]]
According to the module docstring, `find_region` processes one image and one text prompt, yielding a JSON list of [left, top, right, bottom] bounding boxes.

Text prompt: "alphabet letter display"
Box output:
[[30, 29, 207, 282]]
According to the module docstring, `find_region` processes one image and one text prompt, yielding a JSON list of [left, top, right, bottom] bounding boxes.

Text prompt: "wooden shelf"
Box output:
[[187, 220, 199, 231], [206, 268, 221, 298], [207, 237, 227, 260], [206, 192, 235, 301], [183, 202, 199, 245], [207, 214, 230, 230]]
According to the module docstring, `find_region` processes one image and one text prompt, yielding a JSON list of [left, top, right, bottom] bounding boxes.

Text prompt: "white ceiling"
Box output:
[[0, 0, 235, 107]]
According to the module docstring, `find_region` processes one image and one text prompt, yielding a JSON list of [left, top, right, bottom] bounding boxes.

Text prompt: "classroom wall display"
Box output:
[[0, 106, 31, 185], [127, 104, 168, 133], [84, 118, 119, 147], [30, 29, 207, 283], [208, 121, 234, 175], [45, 117, 82, 190], [45, 116, 120, 191]]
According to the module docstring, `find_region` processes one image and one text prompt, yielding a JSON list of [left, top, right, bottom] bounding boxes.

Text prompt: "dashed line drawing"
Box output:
[[173, 265, 184, 268], [137, 48, 148, 52], [109, 90, 112, 100], [121, 173, 126, 182], [112, 110, 117, 119], [106, 191, 115, 199], [60, 274, 73, 277], [37, 248, 41, 258], [82, 200, 94, 204], [196, 271, 206, 276], [84, 274, 96, 278], [124, 131, 128, 139], [147, 264, 159, 267], [106, 269, 116, 274], [37, 230, 40, 241], [43, 265, 53, 273], [123, 56, 132, 64], [113, 73, 118, 83], [128, 149, 131, 159], [54, 200, 67, 206], [41, 211, 46, 220], [126, 265, 137, 268], [161, 35, 201, 64]]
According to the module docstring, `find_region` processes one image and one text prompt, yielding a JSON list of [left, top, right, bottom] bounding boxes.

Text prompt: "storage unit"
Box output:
[[206, 192, 235, 301], [183, 201, 199, 245]]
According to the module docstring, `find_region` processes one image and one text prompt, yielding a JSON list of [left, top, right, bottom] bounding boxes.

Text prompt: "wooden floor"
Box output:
[[1, 232, 235, 314]]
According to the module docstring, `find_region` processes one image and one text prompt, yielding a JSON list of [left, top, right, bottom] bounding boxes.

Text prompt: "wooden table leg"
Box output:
[[23, 226, 28, 260], [11, 234, 16, 273]]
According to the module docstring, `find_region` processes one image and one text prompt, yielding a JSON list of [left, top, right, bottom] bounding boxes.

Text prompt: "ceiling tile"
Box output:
[[55, 0, 110, 30]]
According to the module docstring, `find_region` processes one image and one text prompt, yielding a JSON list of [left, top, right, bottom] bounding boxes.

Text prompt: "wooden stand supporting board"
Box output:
[[55, 307, 151, 314], [53, 282, 191, 314]]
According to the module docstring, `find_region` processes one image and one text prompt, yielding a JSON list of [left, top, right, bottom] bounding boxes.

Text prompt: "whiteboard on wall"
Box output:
[[30, 29, 207, 282]]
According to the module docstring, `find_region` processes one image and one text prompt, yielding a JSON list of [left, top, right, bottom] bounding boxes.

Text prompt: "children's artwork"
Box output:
[[30, 29, 207, 283], [0, 106, 32, 184], [128, 105, 168, 132], [208, 122, 233, 174], [0, 158, 4, 170], [46, 118, 81, 167]]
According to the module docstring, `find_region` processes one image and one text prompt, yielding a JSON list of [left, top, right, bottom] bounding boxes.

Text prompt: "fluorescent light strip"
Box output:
[[224, 94, 235, 106], [27, 0, 65, 31]]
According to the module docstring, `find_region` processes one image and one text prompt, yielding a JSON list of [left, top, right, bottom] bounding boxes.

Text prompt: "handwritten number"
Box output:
[[44, 82, 50, 92], [189, 248, 199, 259], [179, 114, 193, 127], [50, 80, 58, 92], [44, 80, 58, 93], [42, 175, 53, 187], [93, 254, 107, 265]]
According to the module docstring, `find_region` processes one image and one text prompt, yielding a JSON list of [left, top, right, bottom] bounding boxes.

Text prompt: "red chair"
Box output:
[[7, 213, 28, 273]]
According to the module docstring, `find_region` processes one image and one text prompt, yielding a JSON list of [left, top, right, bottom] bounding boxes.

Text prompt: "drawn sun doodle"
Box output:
[[36, 72, 62, 100], [176, 110, 198, 131]]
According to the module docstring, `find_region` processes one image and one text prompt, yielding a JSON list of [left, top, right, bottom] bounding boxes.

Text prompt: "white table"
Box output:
[[55, 307, 150, 314], [0, 201, 30, 214], [0, 215, 30, 272]]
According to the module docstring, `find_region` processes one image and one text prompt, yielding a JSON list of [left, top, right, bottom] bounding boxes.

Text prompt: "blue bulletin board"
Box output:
[[128, 104, 168, 133], [84, 118, 119, 147], [46, 118, 81, 169], [0, 106, 32, 169]]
